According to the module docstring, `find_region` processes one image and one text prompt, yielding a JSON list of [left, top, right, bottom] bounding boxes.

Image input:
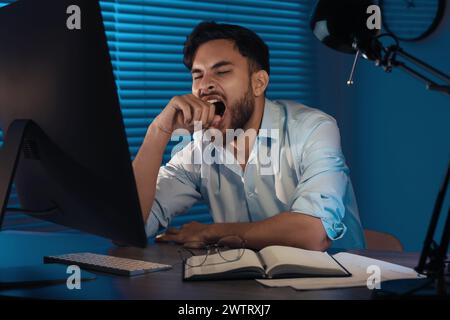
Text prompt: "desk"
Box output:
[[0, 231, 420, 300]]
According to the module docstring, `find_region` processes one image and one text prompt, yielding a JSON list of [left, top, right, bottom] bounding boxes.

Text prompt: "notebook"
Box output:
[[256, 252, 424, 290], [183, 245, 351, 281]]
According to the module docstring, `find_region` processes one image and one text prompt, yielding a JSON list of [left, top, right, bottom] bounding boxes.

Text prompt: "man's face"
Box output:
[[191, 39, 255, 132]]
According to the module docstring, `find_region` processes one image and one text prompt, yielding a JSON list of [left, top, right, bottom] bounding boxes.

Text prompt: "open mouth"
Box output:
[[212, 101, 226, 116], [206, 99, 226, 117]]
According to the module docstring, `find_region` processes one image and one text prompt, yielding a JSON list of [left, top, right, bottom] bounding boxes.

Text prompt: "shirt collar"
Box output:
[[257, 98, 280, 140]]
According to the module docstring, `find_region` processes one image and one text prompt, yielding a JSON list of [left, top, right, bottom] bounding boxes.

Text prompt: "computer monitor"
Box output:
[[0, 0, 147, 248]]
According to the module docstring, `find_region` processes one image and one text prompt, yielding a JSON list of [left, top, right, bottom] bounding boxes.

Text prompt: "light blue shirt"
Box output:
[[146, 98, 366, 249]]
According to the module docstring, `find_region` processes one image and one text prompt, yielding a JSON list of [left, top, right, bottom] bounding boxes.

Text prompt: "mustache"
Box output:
[[200, 92, 226, 100]]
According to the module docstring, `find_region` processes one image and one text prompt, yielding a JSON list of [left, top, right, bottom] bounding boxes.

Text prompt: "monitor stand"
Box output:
[[0, 120, 34, 225], [1, 120, 65, 222], [0, 120, 96, 289]]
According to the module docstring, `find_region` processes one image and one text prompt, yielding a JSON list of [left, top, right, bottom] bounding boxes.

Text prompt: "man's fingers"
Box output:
[[179, 104, 193, 125], [191, 101, 203, 123], [200, 104, 210, 127], [155, 233, 181, 243], [207, 102, 216, 125], [199, 99, 215, 127], [183, 241, 207, 249], [185, 95, 213, 127], [165, 94, 218, 132], [172, 99, 192, 125], [166, 227, 180, 235]]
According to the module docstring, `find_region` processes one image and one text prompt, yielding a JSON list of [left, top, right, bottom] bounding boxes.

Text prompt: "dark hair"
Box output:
[[183, 21, 270, 75]]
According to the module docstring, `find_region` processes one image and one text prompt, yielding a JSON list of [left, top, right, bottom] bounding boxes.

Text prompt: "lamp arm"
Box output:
[[378, 44, 450, 97], [395, 62, 446, 93], [396, 48, 450, 84]]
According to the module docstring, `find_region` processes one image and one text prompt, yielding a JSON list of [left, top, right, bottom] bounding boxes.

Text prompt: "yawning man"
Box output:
[[132, 21, 366, 251]]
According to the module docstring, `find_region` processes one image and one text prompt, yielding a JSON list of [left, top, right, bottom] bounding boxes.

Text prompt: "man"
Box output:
[[132, 21, 365, 251]]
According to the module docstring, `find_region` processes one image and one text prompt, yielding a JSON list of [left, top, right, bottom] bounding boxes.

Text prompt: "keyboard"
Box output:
[[44, 252, 172, 276]]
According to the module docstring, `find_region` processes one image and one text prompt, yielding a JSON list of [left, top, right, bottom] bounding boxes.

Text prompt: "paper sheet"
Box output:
[[256, 252, 424, 290]]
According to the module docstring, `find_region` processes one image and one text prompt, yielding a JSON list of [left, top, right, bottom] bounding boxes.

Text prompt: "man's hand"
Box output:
[[133, 94, 221, 225], [155, 221, 215, 246], [153, 94, 221, 135], [154, 213, 331, 251]]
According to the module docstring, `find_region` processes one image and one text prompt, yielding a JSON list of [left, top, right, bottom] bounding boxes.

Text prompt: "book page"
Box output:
[[257, 252, 423, 290], [184, 249, 264, 279], [259, 246, 347, 277]]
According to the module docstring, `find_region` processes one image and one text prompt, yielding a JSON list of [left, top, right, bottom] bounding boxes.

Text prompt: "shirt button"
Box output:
[[247, 191, 255, 198]]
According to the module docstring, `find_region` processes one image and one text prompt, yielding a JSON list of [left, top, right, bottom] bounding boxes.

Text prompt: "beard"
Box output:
[[227, 84, 255, 130]]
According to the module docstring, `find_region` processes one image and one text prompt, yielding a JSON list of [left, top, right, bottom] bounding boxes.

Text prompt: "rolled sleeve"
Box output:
[[289, 119, 349, 241], [144, 212, 160, 238], [290, 170, 349, 240]]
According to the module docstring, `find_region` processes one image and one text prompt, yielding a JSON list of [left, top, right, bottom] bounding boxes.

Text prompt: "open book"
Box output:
[[183, 245, 351, 281]]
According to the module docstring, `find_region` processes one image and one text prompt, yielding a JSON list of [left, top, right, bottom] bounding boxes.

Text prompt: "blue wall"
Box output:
[[314, 5, 450, 251]]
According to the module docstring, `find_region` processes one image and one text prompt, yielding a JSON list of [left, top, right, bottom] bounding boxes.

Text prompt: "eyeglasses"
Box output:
[[178, 235, 246, 268]]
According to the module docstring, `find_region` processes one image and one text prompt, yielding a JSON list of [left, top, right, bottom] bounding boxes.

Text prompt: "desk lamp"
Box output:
[[310, 0, 450, 297]]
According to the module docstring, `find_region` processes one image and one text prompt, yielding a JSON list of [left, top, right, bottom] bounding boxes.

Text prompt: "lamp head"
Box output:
[[310, 0, 381, 61]]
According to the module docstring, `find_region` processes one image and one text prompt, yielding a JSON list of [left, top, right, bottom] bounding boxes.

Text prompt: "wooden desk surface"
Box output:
[[0, 231, 420, 300]]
